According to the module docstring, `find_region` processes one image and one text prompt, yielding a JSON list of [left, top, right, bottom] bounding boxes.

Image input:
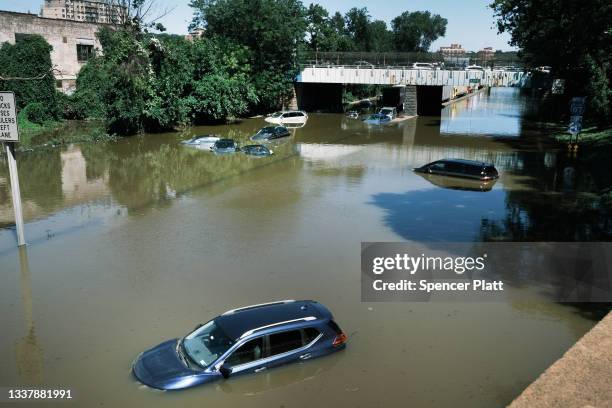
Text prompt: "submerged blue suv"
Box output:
[[132, 300, 347, 390]]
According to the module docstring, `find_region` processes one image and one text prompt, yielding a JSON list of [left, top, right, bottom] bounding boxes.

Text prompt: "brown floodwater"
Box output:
[[0, 88, 606, 407]]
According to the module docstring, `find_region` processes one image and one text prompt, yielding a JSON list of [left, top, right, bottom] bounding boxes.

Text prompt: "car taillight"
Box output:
[[332, 332, 348, 347]]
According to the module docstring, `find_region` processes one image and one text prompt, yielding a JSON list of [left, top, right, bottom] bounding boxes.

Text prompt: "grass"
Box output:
[[16, 113, 116, 152], [553, 126, 612, 146]]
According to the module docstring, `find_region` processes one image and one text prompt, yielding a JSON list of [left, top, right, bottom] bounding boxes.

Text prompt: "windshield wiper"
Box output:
[[178, 339, 207, 370], [176, 339, 189, 366]]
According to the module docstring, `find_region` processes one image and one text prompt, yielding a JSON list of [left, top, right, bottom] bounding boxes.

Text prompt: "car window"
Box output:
[[446, 163, 464, 173], [268, 330, 303, 356], [465, 165, 482, 176], [225, 337, 264, 366], [430, 162, 446, 171], [302, 328, 320, 344]]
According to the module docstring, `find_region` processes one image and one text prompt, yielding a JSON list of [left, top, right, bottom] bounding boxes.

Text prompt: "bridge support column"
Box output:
[[404, 86, 417, 116], [416, 86, 443, 116], [294, 83, 343, 112]]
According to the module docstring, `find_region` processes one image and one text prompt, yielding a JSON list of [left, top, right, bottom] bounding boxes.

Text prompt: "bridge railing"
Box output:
[[298, 66, 531, 87], [299, 51, 524, 69]]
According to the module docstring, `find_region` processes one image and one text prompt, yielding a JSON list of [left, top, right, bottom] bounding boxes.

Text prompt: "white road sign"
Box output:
[[0, 92, 19, 142]]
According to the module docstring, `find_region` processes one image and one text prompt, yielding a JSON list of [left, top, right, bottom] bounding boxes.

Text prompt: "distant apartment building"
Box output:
[[439, 43, 466, 57], [42, 0, 126, 24], [0, 10, 105, 93], [185, 27, 206, 42], [439, 44, 467, 67], [477, 47, 495, 62]]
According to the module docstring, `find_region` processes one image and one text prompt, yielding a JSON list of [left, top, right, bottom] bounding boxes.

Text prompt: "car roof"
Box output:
[[215, 300, 329, 340], [436, 158, 494, 167]]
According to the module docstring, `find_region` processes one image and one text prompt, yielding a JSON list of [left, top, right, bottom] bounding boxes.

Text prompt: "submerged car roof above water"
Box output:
[[440, 158, 494, 167], [215, 300, 332, 341]]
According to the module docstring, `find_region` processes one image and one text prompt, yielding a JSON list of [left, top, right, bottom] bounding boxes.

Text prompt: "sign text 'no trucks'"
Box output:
[[0, 92, 19, 142]]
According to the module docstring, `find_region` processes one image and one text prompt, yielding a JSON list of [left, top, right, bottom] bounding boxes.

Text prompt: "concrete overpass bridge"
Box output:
[[298, 66, 528, 87], [294, 64, 534, 115]]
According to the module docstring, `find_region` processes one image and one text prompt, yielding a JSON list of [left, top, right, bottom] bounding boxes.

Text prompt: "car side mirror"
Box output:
[[219, 364, 233, 379]]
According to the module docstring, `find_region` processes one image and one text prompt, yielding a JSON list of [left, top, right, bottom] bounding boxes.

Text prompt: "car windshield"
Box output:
[[258, 127, 276, 135], [270, 112, 282, 118], [216, 140, 234, 148], [182, 320, 233, 368]]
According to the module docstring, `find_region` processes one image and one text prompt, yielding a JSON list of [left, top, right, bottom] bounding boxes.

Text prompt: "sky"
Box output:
[[0, 0, 516, 51]]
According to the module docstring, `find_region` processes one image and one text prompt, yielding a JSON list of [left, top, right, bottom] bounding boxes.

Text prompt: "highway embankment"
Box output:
[[509, 311, 612, 407]]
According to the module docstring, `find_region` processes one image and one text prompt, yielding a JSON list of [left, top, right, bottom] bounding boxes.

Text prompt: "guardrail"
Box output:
[[298, 66, 530, 87], [299, 63, 524, 72]]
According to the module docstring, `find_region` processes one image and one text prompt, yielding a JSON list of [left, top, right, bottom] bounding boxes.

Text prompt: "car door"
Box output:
[[264, 329, 311, 369], [223, 336, 268, 376]]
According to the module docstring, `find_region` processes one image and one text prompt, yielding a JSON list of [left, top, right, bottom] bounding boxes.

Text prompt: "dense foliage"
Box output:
[[0, 35, 59, 124], [73, 28, 257, 135], [304, 5, 447, 52], [491, 0, 612, 124], [190, 0, 307, 112]]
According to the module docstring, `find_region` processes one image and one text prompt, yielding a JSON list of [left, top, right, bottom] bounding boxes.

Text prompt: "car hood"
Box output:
[[133, 339, 198, 389]]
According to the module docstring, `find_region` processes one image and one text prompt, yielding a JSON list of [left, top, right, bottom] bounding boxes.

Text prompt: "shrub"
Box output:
[[22, 102, 52, 125], [0, 35, 58, 119]]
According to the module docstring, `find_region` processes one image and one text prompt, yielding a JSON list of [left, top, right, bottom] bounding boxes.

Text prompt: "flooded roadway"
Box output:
[[0, 88, 606, 407]]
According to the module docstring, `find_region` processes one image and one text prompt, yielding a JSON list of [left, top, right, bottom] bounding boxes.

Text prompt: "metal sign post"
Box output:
[[568, 97, 585, 151], [0, 91, 26, 246]]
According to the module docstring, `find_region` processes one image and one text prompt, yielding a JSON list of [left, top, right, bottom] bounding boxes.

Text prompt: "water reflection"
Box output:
[[15, 247, 43, 384], [0, 88, 610, 242], [370, 188, 507, 241], [441, 88, 536, 137], [415, 173, 497, 192], [215, 356, 340, 397], [0, 87, 609, 408]]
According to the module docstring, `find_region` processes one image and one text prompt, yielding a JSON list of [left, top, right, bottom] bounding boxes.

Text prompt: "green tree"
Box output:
[[369, 20, 393, 52], [189, 0, 307, 111], [187, 37, 258, 122], [0, 35, 58, 121], [391, 11, 447, 52], [73, 27, 258, 134], [490, 0, 612, 123], [345, 7, 372, 51], [327, 12, 354, 51], [306, 3, 329, 52]]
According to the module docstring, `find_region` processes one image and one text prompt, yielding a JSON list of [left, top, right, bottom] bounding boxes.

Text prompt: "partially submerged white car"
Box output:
[[265, 110, 308, 125], [181, 135, 220, 150]]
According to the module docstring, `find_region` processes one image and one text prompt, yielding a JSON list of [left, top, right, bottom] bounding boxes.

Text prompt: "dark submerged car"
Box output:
[[211, 138, 239, 154], [414, 159, 499, 181], [132, 300, 347, 390], [242, 145, 273, 156], [250, 126, 290, 141]]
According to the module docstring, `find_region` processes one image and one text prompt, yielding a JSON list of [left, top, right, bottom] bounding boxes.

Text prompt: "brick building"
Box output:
[[0, 10, 105, 93]]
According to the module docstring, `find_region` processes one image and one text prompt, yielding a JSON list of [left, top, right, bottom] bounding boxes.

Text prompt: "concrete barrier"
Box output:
[[509, 311, 612, 407]]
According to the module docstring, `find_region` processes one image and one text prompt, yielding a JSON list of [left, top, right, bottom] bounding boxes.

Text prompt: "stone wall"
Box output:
[[0, 11, 105, 93]]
